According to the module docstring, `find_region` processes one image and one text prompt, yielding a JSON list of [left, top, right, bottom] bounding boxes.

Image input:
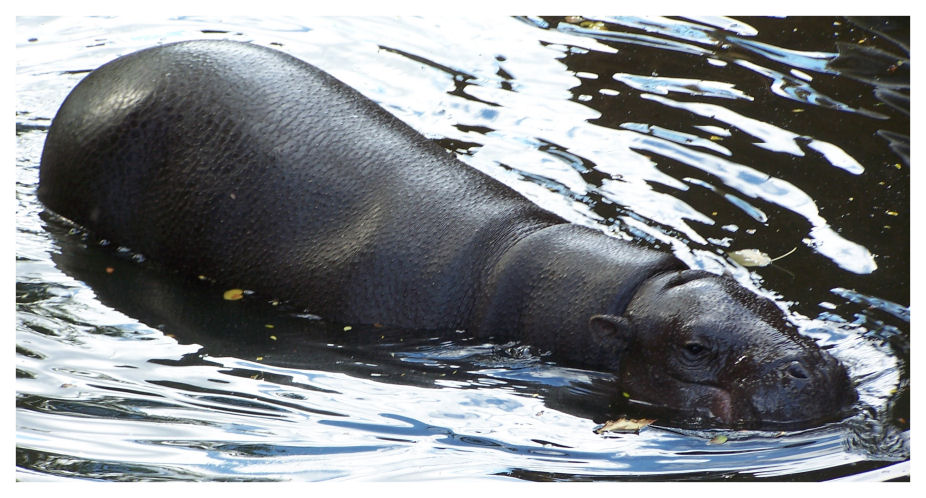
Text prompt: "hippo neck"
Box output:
[[470, 224, 684, 370]]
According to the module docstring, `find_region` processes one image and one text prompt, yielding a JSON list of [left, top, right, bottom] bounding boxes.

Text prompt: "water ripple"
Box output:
[[16, 15, 907, 481]]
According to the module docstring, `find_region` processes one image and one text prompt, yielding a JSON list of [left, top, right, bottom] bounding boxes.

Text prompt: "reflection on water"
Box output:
[[16, 16, 908, 481]]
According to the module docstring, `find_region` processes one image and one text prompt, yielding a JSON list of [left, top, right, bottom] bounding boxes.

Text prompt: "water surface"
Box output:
[[16, 16, 909, 481]]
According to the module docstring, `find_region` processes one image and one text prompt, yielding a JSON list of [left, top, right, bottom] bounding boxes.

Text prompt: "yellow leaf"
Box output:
[[594, 418, 656, 434], [223, 288, 245, 301], [728, 247, 796, 267], [708, 434, 728, 445], [579, 21, 606, 30], [727, 249, 771, 266]]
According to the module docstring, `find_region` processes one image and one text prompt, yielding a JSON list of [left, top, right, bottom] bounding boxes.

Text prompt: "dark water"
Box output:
[[16, 16, 909, 481]]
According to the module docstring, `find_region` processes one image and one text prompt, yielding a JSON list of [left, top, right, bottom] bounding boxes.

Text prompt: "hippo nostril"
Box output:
[[785, 361, 809, 379]]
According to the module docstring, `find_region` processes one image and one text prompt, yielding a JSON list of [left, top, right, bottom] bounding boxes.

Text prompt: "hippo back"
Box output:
[[39, 40, 562, 328]]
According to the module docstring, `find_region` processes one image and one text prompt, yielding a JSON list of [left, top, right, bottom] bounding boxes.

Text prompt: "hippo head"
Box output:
[[589, 270, 857, 429]]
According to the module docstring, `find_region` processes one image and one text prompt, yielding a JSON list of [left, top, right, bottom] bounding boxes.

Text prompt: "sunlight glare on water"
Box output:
[[16, 16, 909, 481]]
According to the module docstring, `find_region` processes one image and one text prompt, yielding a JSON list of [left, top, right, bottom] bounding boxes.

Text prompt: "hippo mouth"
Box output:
[[670, 378, 754, 427], [626, 368, 856, 429], [620, 370, 750, 427], [692, 379, 856, 429]]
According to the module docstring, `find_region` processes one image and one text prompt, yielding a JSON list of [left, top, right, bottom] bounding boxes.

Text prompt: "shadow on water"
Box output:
[[42, 214, 628, 425]]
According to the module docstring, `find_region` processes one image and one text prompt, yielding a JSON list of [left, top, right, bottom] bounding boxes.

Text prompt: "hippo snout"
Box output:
[[742, 351, 856, 427]]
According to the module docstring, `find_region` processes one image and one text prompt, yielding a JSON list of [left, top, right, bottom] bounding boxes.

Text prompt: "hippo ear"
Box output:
[[588, 314, 633, 354]]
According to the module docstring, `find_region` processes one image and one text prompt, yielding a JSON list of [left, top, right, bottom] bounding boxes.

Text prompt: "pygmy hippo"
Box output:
[[38, 40, 857, 428]]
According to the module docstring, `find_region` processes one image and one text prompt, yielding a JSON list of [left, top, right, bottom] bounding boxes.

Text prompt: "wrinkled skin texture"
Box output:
[[38, 40, 856, 428]]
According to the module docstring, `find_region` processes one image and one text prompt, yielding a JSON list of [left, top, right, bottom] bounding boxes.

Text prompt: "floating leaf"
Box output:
[[708, 434, 728, 445], [594, 418, 656, 434], [728, 249, 771, 266], [223, 288, 245, 301], [579, 21, 606, 30], [727, 247, 796, 267], [343, 325, 352, 332]]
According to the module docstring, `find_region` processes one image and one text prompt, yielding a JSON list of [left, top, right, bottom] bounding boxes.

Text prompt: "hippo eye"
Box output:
[[682, 341, 708, 359]]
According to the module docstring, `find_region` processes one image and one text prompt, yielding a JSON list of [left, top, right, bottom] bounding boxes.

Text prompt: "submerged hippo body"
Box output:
[[38, 40, 856, 428]]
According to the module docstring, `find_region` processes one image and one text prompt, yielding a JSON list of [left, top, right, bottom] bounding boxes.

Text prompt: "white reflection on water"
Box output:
[[16, 15, 906, 481]]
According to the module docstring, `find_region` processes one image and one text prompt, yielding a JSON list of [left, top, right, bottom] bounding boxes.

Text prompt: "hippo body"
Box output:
[[38, 40, 856, 428]]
